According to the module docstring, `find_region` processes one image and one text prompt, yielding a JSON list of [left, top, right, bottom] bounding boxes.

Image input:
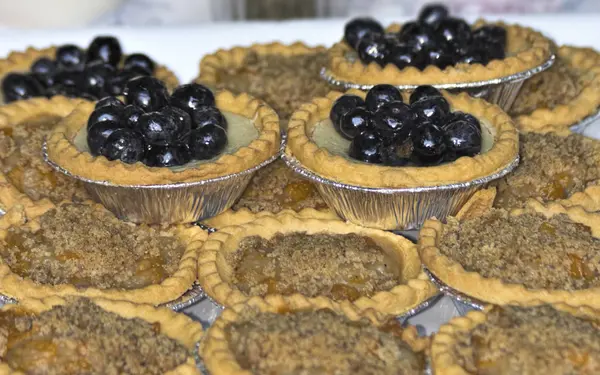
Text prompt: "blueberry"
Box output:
[[386, 44, 427, 70], [101, 128, 146, 163], [1, 73, 44, 102], [124, 53, 156, 75], [409, 85, 443, 105], [138, 111, 182, 145], [96, 96, 124, 109], [86, 36, 122, 67], [124, 76, 169, 112], [411, 122, 447, 165], [170, 83, 215, 116], [125, 65, 152, 77], [82, 61, 116, 97], [122, 104, 145, 129], [189, 124, 227, 160], [398, 23, 440, 51], [444, 111, 481, 132], [330, 95, 366, 132], [356, 32, 390, 67], [31, 57, 57, 76], [56, 44, 84, 70], [457, 47, 489, 65], [339, 107, 373, 140], [426, 47, 455, 69], [46, 84, 80, 99], [53, 70, 83, 90], [162, 106, 192, 142], [106, 69, 145, 96], [473, 25, 507, 47], [418, 4, 450, 27], [443, 119, 482, 159], [436, 18, 472, 46], [485, 43, 506, 61], [87, 105, 123, 130], [349, 129, 383, 164], [87, 120, 122, 156], [344, 18, 384, 49], [372, 101, 414, 140], [144, 144, 192, 167], [411, 96, 450, 125], [365, 84, 402, 112], [191, 106, 227, 131]]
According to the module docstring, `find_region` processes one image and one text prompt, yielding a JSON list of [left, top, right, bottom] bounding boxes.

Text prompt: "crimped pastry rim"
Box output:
[[202, 207, 339, 229]]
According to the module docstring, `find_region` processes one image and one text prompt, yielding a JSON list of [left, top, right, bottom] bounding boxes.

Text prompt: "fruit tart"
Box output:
[[0, 35, 178, 103], [431, 302, 600, 375], [419, 199, 600, 308], [198, 211, 437, 315], [511, 45, 600, 132], [325, 4, 552, 87], [0, 96, 89, 214], [0, 199, 205, 305], [200, 295, 429, 375], [0, 296, 203, 375]]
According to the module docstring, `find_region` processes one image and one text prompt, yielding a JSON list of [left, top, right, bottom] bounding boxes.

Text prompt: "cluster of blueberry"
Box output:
[[330, 85, 482, 166], [86, 80, 227, 167], [344, 4, 507, 70], [1, 36, 159, 102]]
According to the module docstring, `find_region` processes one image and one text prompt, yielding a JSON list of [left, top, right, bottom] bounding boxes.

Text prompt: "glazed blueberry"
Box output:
[[411, 96, 450, 124], [472, 25, 507, 47], [349, 129, 383, 164], [162, 106, 192, 141], [137, 111, 181, 145], [82, 61, 116, 97], [443, 119, 482, 158], [189, 124, 228, 160], [381, 140, 412, 166], [426, 47, 455, 69], [457, 47, 489, 65], [1, 73, 44, 103], [356, 33, 390, 67], [365, 84, 402, 112], [144, 144, 192, 167], [330, 95, 366, 132], [56, 44, 84, 70], [339, 107, 373, 140], [409, 85, 443, 105], [124, 53, 156, 75], [86, 36, 123, 67], [191, 106, 228, 131], [124, 76, 169, 112], [95, 96, 124, 109], [87, 105, 123, 130], [45, 84, 78, 98], [101, 128, 146, 163], [411, 122, 447, 165], [485, 43, 506, 61], [444, 111, 481, 131], [387, 43, 427, 70], [87, 120, 122, 155], [53, 70, 83, 90], [372, 101, 414, 140], [106, 69, 144, 96], [398, 23, 439, 51], [436, 18, 472, 46], [418, 4, 449, 27], [31, 57, 58, 77], [344, 18, 384, 49], [122, 104, 145, 129], [170, 83, 215, 116]]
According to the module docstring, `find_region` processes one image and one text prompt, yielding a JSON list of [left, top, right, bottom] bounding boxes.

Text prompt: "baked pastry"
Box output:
[[200, 294, 429, 375], [0, 199, 205, 305], [0, 296, 203, 374], [0, 97, 89, 214], [419, 199, 600, 307], [198, 211, 437, 315], [431, 302, 600, 375], [511, 46, 600, 132]]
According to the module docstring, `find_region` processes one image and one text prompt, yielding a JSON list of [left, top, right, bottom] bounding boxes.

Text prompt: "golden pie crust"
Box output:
[[513, 46, 600, 132], [286, 89, 518, 188], [202, 207, 339, 228], [0, 296, 203, 375], [419, 199, 600, 308], [197, 211, 437, 315], [45, 90, 281, 185], [199, 294, 429, 375], [326, 21, 552, 86], [0, 199, 206, 305]]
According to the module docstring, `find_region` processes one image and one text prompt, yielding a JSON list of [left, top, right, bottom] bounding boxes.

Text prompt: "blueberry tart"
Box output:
[[419, 199, 600, 307], [0, 297, 203, 374], [0, 36, 178, 104], [197, 211, 437, 315], [0, 199, 206, 305], [200, 295, 429, 375]]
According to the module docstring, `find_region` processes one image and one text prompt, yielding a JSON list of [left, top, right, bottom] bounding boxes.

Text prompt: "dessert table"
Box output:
[[1, 14, 599, 334]]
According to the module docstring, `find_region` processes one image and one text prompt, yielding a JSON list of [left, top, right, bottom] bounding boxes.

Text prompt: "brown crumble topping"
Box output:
[[0, 298, 188, 375], [0, 118, 89, 203], [228, 232, 401, 301], [452, 305, 600, 374], [439, 210, 600, 290], [493, 132, 600, 209], [226, 308, 424, 375], [0, 203, 185, 289]]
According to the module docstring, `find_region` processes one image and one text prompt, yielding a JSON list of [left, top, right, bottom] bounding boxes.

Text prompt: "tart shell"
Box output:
[[419, 199, 600, 308], [197, 211, 438, 315], [0, 200, 206, 305], [0, 296, 203, 375], [201, 207, 339, 229]]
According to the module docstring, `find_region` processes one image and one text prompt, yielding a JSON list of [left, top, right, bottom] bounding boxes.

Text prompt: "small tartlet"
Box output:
[[0, 296, 203, 375], [430, 300, 600, 375], [325, 21, 553, 86], [286, 89, 518, 188], [0, 199, 206, 305], [419, 199, 600, 308], [45, 90, 281, 185], [197, 211, 438, 315], [199, 294, 429, 375]]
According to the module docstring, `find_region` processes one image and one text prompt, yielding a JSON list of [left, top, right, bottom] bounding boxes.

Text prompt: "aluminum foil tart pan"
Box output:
[[570, 107, 600, 135], [423, 267, 485, 311], [282, 154, 519, 231], [321, 54, 555, 112], [161, 282, 206, 311]]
